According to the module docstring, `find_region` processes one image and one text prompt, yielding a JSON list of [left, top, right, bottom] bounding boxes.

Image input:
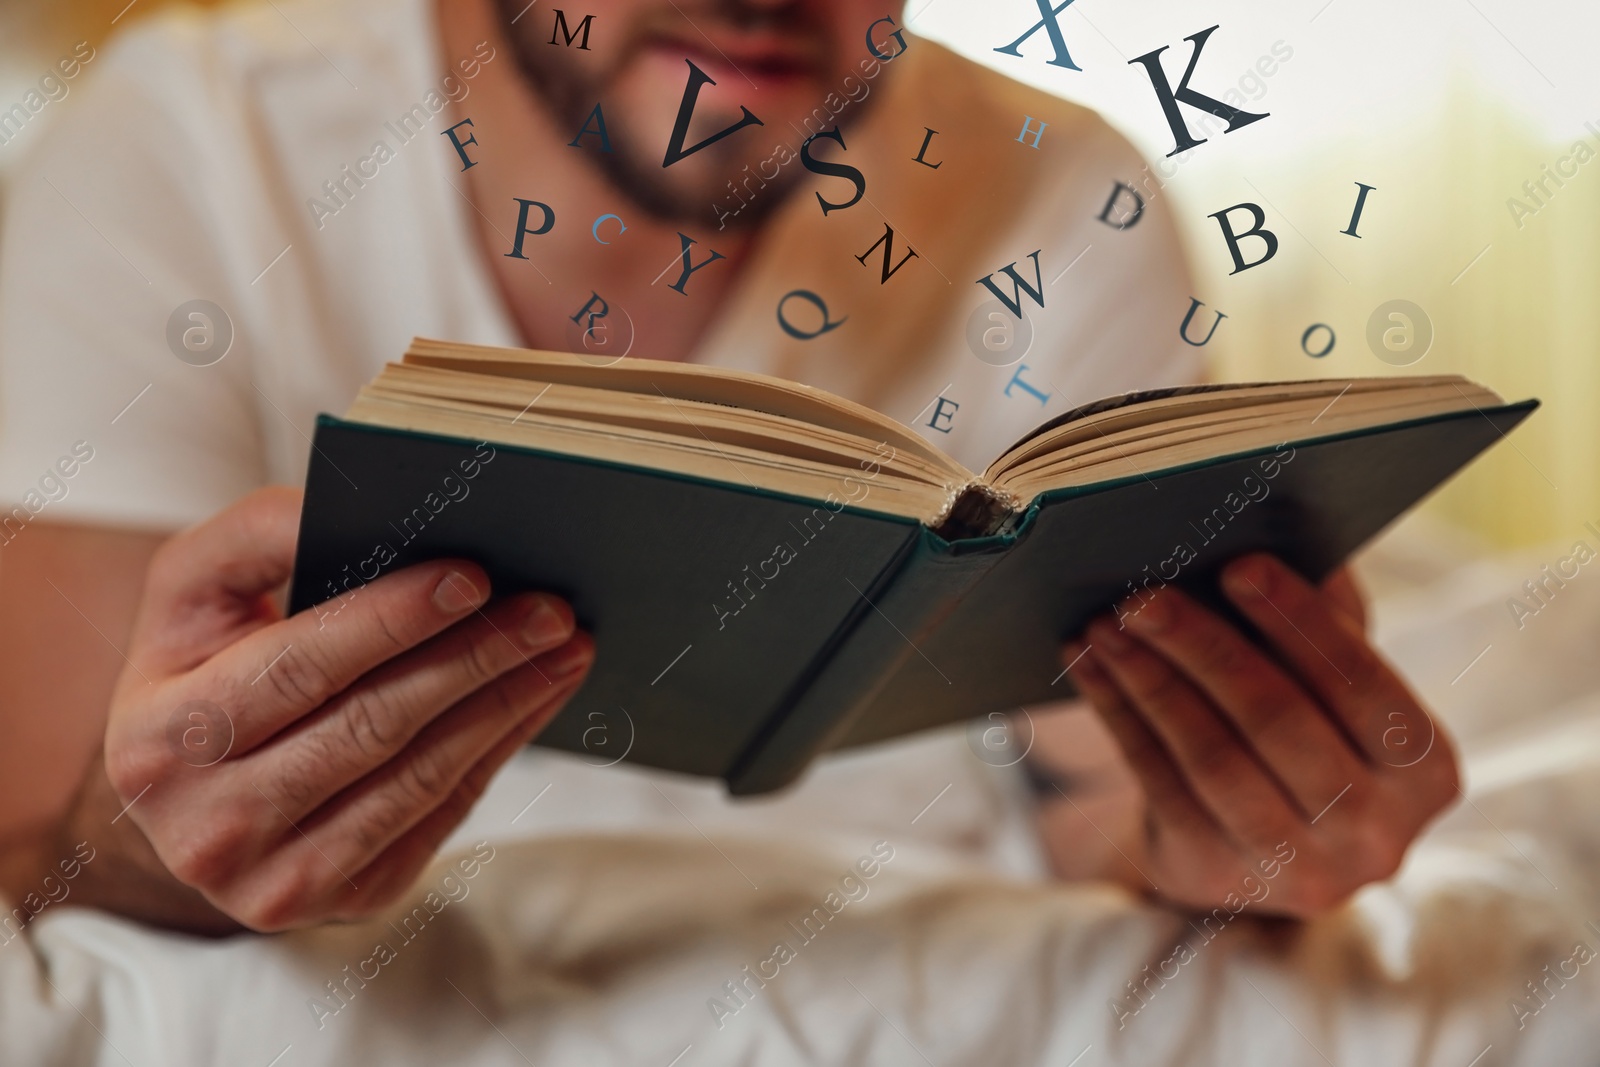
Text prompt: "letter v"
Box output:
[[662, 60, 764, 167]]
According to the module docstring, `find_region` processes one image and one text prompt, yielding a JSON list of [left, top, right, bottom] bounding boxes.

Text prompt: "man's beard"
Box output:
[[493, 0, 818, 231]]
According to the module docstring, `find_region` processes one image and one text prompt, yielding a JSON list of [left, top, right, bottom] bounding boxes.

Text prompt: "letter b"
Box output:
[[1208, 202, 1278, 274]]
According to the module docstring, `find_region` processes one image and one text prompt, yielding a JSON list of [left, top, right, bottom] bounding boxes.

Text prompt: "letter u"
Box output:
[[1179, 297, 1226, 347]]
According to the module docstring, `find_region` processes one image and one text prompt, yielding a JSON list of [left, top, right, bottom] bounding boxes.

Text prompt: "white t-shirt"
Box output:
[[0, 0, 1198, 529], [0, 0, 1200, 873]]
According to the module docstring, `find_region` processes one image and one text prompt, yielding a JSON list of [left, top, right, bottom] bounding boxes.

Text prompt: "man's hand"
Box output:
[[58, 487, 592, 933], [1059, 553, 1457, 919]]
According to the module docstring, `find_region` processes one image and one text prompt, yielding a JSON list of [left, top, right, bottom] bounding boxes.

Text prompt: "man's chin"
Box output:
[[593, 148, 792, 232]]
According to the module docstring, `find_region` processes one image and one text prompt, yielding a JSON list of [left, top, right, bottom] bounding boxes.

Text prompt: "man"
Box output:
[[0, 0, 1456, 932]]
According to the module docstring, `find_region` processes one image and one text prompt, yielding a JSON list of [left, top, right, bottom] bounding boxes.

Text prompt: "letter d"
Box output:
[[1098, 181, 1146, 230]]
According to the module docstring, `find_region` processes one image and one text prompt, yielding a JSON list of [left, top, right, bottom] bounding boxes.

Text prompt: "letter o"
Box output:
[[776, 290, 847, 340], [1301, 323, 1335, 358]]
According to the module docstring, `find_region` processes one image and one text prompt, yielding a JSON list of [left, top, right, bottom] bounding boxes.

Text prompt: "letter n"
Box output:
[[854, 223, 919, 284]]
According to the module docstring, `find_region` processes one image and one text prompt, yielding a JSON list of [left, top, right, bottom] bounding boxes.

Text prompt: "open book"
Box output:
[[289, 338, 1536, 794]]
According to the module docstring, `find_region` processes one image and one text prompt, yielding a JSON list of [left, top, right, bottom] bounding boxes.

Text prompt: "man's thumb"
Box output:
[[130, 487, 304, 676]]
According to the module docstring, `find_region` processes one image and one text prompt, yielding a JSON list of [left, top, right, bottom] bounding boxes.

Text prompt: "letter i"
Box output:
[[1340, 182, 1376, 237]]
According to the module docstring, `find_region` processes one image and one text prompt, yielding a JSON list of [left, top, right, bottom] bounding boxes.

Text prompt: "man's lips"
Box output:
[[646, 33, 818, 80]]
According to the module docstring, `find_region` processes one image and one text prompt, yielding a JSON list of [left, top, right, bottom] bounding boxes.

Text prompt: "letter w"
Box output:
[[854, 224, 919, 284], [976, 250, 1045, 318]]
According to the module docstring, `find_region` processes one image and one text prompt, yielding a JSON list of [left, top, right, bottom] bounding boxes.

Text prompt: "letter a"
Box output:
[[568, 103, 612, 152], [662, 60, 763, 168], [708, 997, 739, 1030], [994, 0, 1082, 70], [1507, 597, 1537, 630], [1209, 202, 1279, 274], [976, 250, 1046, 318], [1129, 26, 1269, 157]]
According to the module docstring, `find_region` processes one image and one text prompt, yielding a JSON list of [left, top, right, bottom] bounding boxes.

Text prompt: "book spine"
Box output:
[[725, 527, 1009, 795]]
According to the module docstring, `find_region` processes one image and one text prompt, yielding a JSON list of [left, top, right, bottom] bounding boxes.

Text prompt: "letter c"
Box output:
[[591, 213, 627, 244]]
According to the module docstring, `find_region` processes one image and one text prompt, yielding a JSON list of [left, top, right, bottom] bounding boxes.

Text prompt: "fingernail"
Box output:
[[1126, 592, 1172, 633], [433, 571, 487, 614], [541, 638, 593, 678], [1090, 618, 1132, 655], [1225, 557, 1273, 600], [521, 597, 570, 647]]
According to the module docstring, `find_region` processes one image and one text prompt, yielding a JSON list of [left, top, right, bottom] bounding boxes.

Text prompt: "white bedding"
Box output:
[[7, 525, 1600, 1066]]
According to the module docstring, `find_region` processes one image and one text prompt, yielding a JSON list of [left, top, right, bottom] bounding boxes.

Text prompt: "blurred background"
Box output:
[[1, 0, 1595, 552], [914, 0, 1600, 555]]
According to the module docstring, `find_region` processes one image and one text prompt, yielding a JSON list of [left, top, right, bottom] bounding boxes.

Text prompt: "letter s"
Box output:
[[799, 127, 865, 216], [72, 439, 94, 462], [74, 41, 96, 62]]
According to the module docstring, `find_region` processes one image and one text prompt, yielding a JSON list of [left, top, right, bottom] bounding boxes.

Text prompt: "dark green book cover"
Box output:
[[288, 399, 1535, 795]]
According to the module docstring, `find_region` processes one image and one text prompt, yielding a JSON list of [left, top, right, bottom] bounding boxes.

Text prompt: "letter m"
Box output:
[[975, 250, 1045, 318], [0, 507, 28, 543], [854, 224, 919, 284], [550, 10, 595, 50], [0, 104, 29, 140]]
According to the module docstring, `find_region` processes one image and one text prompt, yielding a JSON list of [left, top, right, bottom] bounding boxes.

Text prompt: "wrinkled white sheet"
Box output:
[[6, 526, 1600, 1066]]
